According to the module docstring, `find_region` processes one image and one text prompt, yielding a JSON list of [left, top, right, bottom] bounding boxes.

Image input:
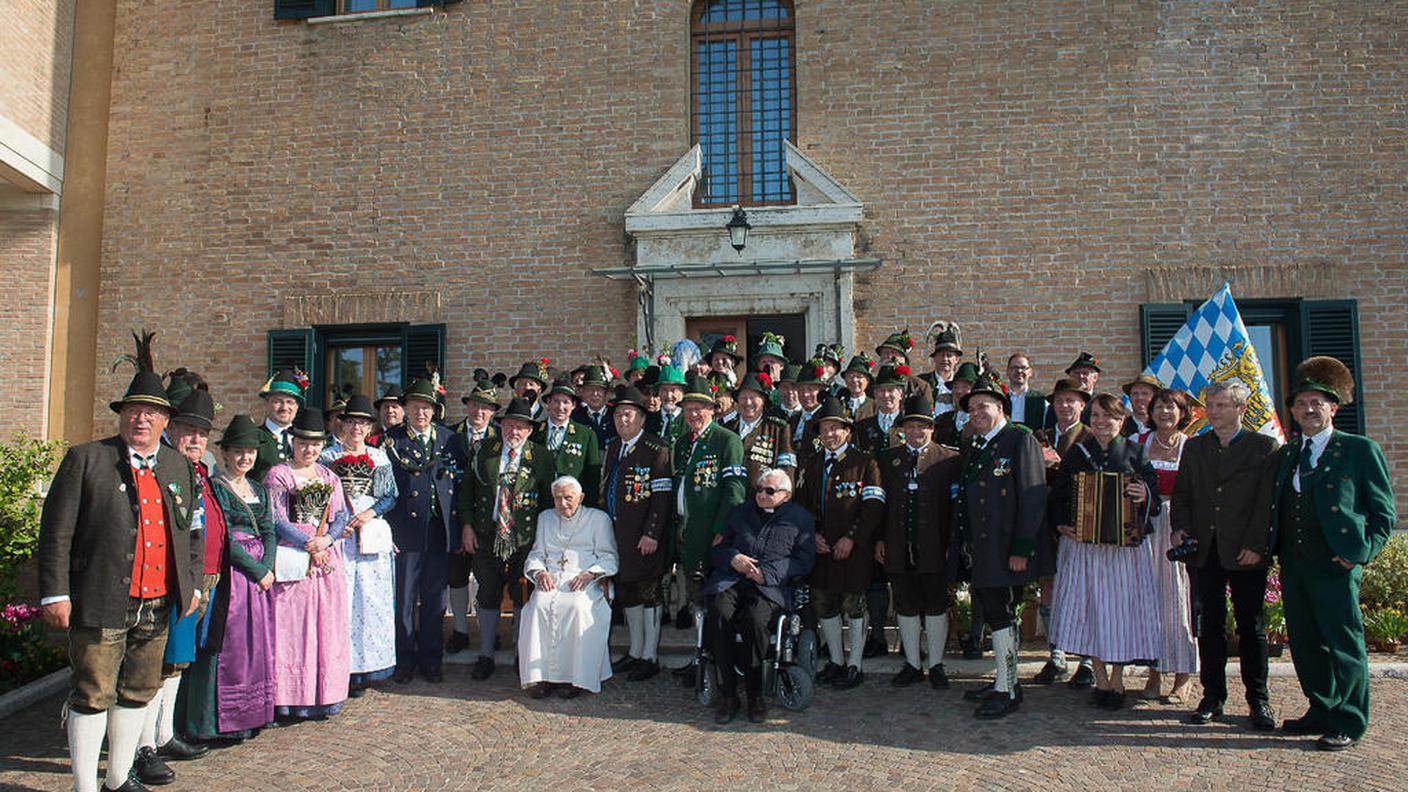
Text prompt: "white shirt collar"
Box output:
[[127, 445, 159, 469], [981, 418, 1007, 446], [264, 418, 288, 436], [825, 442, 849, 460], [1305, 425, 1333, 450]]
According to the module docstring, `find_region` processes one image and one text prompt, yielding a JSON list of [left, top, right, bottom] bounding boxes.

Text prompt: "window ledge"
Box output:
[[307, 8, 433, 25]]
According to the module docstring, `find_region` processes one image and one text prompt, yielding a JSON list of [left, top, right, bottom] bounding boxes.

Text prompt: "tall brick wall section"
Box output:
[[0, 0, 75, 151], [0, 210, 54, 438], [92, 2, 1408, 515]]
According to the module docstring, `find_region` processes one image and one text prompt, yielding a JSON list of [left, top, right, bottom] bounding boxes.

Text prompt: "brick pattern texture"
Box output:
[[0, 0, 74, 152], [89, 2, 1408, 513], [0, 210, 53, 438]]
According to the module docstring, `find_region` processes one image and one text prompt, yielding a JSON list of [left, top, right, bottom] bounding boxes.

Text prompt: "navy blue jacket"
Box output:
[[704, 501, 816, 607], [382, 422, 468, 553]]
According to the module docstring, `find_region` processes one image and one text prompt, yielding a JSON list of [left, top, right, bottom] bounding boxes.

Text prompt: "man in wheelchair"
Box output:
[[702, 469, 816, 724]]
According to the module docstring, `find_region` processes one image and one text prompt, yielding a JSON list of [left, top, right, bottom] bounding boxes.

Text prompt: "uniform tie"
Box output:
[[1296, 439, 1314, 490], [493, 446, 518, 557]]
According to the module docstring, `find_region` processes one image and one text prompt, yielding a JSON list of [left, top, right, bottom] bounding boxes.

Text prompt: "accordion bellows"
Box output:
[[1071, 471, 1142, 546]]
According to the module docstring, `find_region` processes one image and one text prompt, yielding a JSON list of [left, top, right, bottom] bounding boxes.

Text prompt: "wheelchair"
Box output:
[[692, 578, 818, 712]]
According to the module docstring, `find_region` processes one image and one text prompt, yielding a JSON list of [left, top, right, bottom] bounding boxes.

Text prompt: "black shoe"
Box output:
[[393, 667, 414, 684], [974, 687, 1022, 719], [1283, 713, 1328, 736], [612, 655, 640, 674], [529, 682, 554, 699], [891, 663, 925, 687], [1316, 732, 1358, 752], [928, 663, 950, 690], [423, 667, 444, 684], [1067, 664, 1095, 690], [674, 607, 692, 631], [814, 663, 842, 686], [445, 631, 470, 654], [746, 694, 767, 723], [156, 735, 209, 761], [832, 665, 864, 690], [470, 656, 495, 681], [557, 685, 582, 700], [134, 746, 175, 786], [1089, 689, 1111, 707], [1247, 701, 1276, 731], [1030, 660, 1068, 685], [627, 660, 660, 682], [964, 683, 999, 702], [862, 635, 889, 659], [1186, 698, 1224, 725], [1099, 690, 1127, 711], [961, 638, 982, 660], [110, 775, 154, 792], [714, 693, 740, 724], [347, 685, 367, 698]]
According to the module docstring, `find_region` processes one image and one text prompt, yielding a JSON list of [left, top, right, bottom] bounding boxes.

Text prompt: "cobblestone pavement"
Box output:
[[2, 666, 1405, 792]]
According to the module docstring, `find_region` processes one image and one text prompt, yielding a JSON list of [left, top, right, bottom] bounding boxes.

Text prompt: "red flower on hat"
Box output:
[[723, 335, 736, 343], [757, 372, 773, 388], [896, 365, 911, 376], [291, 368, 310, 391], [539, 357, 550, 366], [609, 366, 619, 378], [866, 359, 876, 370], [813, 365, 826, 379], [627, 349, 640, 361]]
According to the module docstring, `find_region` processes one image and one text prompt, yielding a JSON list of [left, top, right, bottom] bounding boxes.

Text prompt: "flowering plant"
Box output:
[[1, 602, 65, 694]]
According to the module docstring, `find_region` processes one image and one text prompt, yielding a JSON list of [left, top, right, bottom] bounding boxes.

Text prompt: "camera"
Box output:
[[1166, 536, 1199, 563]]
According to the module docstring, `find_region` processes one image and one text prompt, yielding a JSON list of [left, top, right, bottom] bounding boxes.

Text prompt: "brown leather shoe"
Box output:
[[746, 694, 767, 723], [714, 693, 740, 724]]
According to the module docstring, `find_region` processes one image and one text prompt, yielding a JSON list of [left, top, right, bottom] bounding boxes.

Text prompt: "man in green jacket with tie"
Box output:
[[1259, 356, 1396, 751]]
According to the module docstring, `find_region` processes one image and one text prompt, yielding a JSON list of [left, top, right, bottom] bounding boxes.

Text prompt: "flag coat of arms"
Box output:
[[1144, 283, 1285, 442]]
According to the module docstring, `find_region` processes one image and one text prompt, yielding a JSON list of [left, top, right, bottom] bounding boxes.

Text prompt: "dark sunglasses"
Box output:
[[755, 486, 787, 495]]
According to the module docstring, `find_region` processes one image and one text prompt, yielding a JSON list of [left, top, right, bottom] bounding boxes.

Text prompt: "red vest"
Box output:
[[130, 464, 172, 598]]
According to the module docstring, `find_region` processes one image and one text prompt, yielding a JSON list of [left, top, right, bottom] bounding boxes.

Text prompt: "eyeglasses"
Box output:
[[755, 486, 787, 495]]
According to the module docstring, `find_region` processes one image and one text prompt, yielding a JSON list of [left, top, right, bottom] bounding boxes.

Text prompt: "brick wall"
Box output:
[[0, 209, 54, 438], [92, 1, 1408, 513], [0, 0, 75, 152]]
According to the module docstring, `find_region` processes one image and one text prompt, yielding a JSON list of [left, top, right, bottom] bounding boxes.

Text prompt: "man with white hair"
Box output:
[[519, 476, 619, 698]]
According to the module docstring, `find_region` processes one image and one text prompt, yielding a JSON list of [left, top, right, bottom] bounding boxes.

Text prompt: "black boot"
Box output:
[[134, 746, 175, 786]]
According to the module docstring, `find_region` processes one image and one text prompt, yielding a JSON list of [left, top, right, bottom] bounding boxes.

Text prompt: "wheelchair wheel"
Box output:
[[695, 659, 719, 707], [777, 663, 815, 711], [795, 627, 818, 680]]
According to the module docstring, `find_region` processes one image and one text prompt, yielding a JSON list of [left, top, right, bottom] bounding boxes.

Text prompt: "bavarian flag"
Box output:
[[1144, 283, 1285, 442]]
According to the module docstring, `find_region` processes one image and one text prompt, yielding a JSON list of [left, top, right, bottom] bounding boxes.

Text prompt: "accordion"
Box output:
[[1070, 471, 1142, 546]]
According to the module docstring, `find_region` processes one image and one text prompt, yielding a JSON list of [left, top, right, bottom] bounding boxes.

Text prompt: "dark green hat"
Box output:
[[626, 351, 651, 373], [947, 361, 981, 388], [708, 335, 743, 364], [1065, 351, 1102, 374], [325, 399, 346, 422], [461, 380, 498, 408], [1287, 356, 1354, 406], [342, 394, 376, 421], [657, 364, 687, 387], [374, 388, 401, 409], [843, 353, 876, 379], [795, 358, 830, 387], [735, 371, 774, 396], [580, 364, 611, 389], [170, 388, 215, 430], [754, 332, 786, 362], [288, 407, 328, 442], [815, 343, 844, 366], [778, 363, 802, 385], [110, 371, 173, 414], [401, 377, 441, 407], [164, 368, 206, 410], [1048, 378, 1092, 403], [874, 363, 912, 389], [928, 322, 963, 357], [509, 359, 550, 389], [814, 396, 852, 427], [612, 384, 650, 413], [680, 374, 717, 406], [544, 376, 579, 402], [216, 414, 262, 449], [500, 396, 537, 424], [260, 369, 307, 403], [900, 393, 935, 424], [875, 329, 916, 357], [960, 374, 1011, 413]]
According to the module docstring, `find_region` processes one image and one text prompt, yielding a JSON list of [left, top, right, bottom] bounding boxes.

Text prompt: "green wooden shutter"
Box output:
[[1139, 303, 1193, 366], [419, 0, 465, 7], [402, 323, 446, 387], [274, 0, 334, 20], [267, 328, 323, 407], [1302, 299, 1364, 434]]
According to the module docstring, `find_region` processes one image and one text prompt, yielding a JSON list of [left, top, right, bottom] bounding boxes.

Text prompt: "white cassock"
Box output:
[[518, 506, 619, 692]]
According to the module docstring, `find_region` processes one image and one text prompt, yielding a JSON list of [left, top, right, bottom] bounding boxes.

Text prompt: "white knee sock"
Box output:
[[819, 616, 844, 666], [641, 606, 661, 661], [104, 704, 147, 789], [924, 613, 949, 668], [157, 674, 181, 746], [846, 615, 868, 670], [138, 685, 161, 751], [448, 586, 471, 634], [624, 605, 645, 659], [896, 615, 922, 668], [66, 706, 106, 792], [992, 625, 1018, 697]]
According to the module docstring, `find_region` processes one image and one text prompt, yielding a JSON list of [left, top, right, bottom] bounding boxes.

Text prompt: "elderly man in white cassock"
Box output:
[[519, 475, 619, 698]]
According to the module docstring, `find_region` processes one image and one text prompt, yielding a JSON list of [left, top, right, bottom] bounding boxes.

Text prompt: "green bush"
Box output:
[[1363, 607, 1408, 646], [1361, 534, 1408, 611], [0, 434, 64, 598]]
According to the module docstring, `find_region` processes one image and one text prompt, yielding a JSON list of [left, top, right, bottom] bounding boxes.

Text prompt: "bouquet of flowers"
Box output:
[[331, 453, 375, 499], [291, 480, 334, 526]]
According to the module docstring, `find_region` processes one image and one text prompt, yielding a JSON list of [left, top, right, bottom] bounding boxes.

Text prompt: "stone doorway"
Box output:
[[685, 313, 807, 370]]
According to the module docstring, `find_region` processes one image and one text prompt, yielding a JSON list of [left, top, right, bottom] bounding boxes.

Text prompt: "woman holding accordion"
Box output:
[[1048, 393, 1162, 710]]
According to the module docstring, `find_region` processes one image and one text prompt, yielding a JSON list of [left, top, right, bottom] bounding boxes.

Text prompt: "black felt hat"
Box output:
[[960, 374, 1011, 413], [288, 407, 328, 441], [216, 414, 262, 449], [612, 385, 649, 413], [342, 394, 376, 421], [814, 396, 852, 427], [900, 393, 935, 424], [500, 397, 537, 423], [170, 388, 215, 430], [110, 371, 173, 414]]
